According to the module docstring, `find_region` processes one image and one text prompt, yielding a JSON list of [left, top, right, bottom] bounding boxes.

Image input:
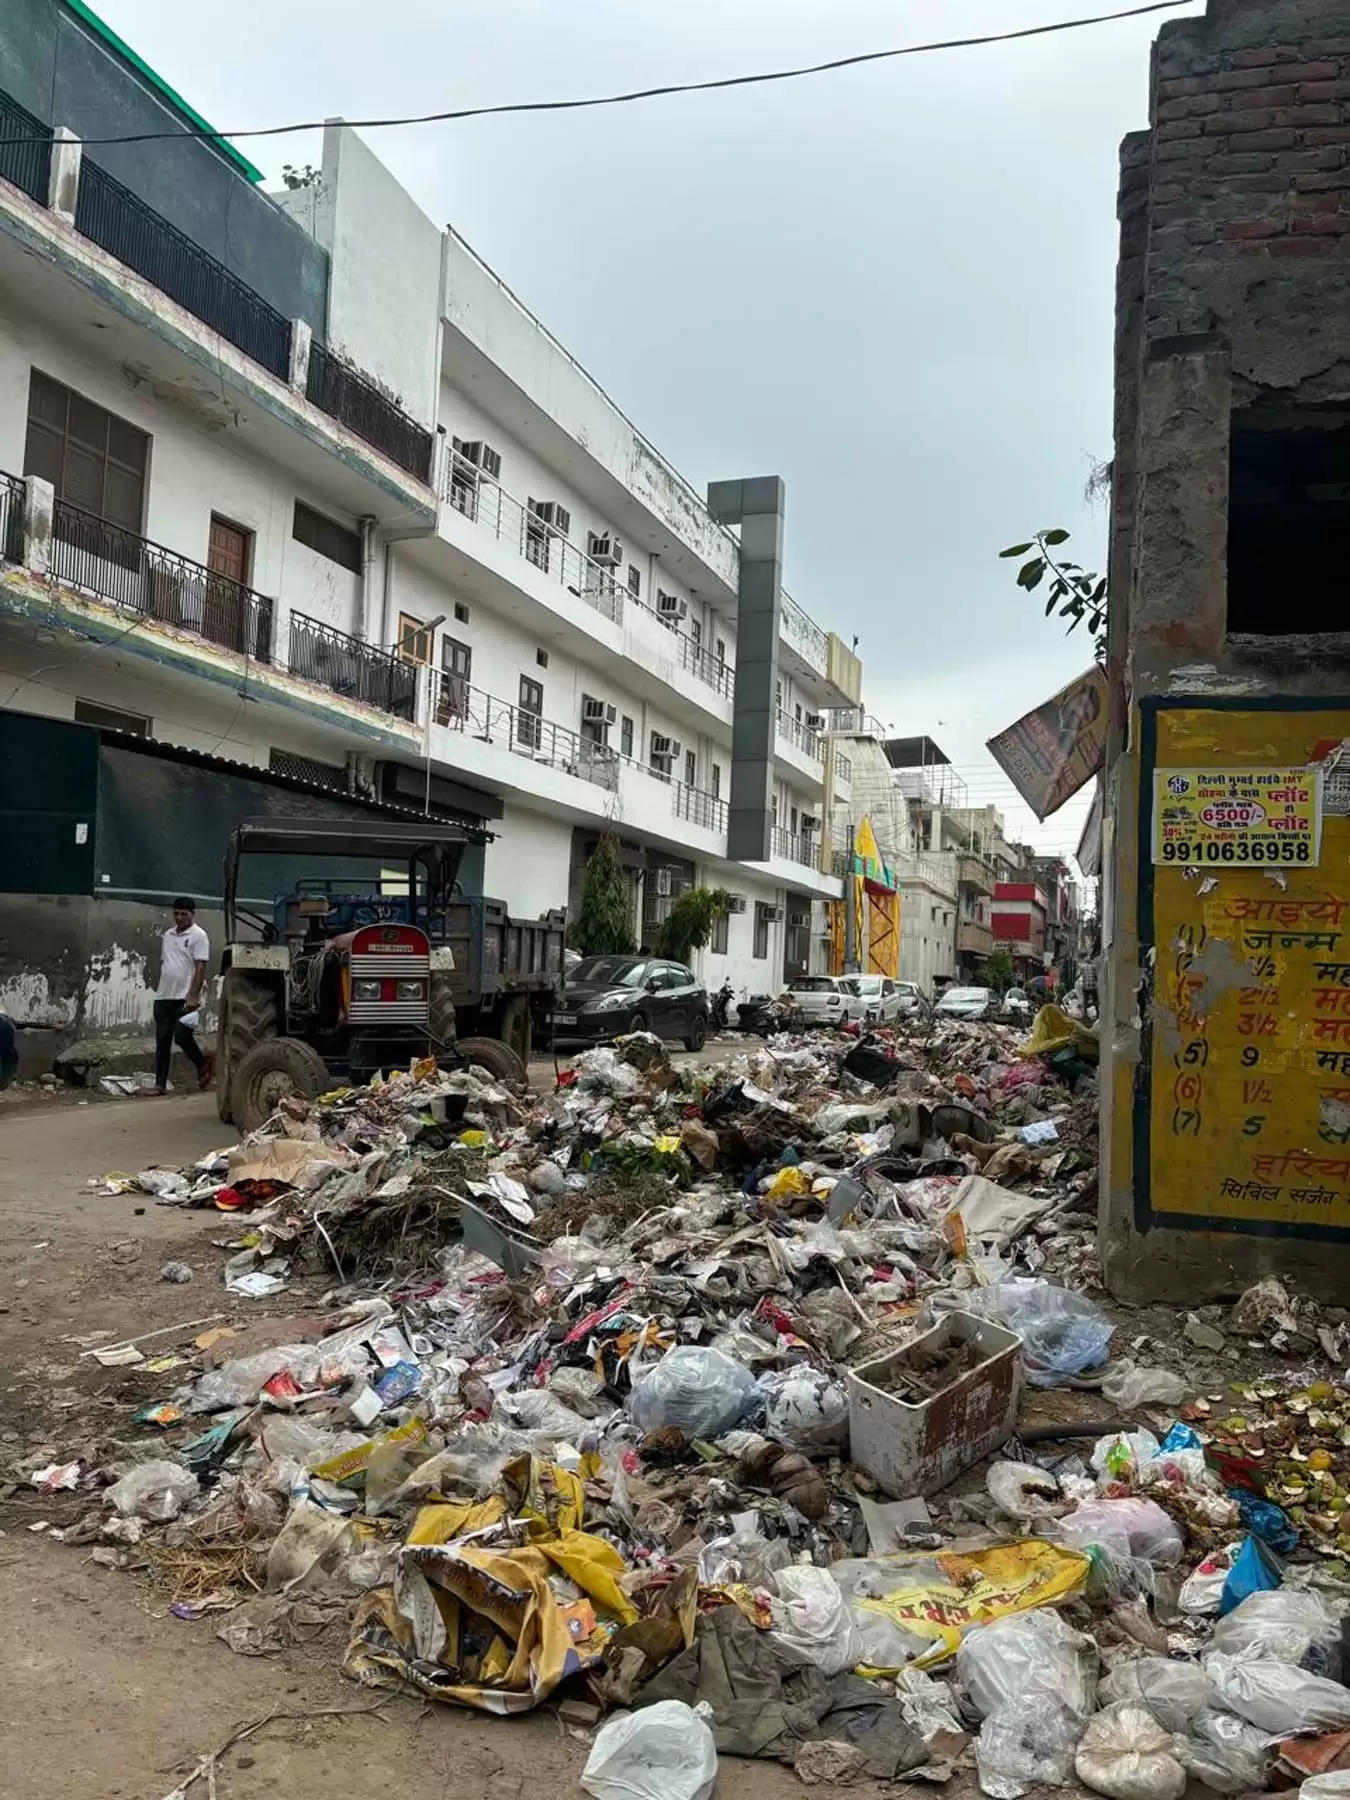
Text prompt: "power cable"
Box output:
[[0, 2, 1193, 153]]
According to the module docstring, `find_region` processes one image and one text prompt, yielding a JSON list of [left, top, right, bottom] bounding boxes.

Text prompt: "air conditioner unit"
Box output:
[[801, 815, 821, 833], [531, 500, 571, 537], [651, 733, 674, 758], [587, 530, 623, 566], [456, 439, 502, 479], [805, 712, 824, 731], [726, 895, 747, 914], [581, 695, 608, 723], [667, 738, 683, 760], [655, 867, 673, 897], [768, 905, 785, 923], [603, 702, 616, 725], [657, 591, 687, 621]]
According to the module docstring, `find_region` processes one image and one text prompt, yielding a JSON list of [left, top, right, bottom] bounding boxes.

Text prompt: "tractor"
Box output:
[[217, 818, 531, 1130]]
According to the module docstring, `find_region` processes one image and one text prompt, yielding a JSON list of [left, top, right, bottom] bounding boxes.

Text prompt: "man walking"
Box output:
[[154, 897, 212, 1094]]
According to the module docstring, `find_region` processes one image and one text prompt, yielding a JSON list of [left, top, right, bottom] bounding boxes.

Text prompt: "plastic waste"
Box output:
[[106, 1458, 198, 1522], [1177, 1708, 1272, 1794], [1204, 1651, 1350, 1734], [986, 1460, 1062, 1519], [1216, 1533, 1281, 1615], [894, 1667, 964, 1742], [769, 1563, 863, 1676], [580, 1700, 718, 1800], [264, 1499, 357, 1593], [1300, 1778, 1350, 1800], [1090, 1430, 1160, 1482], [1098, 1660, 1212, 1733], [1074, 1701, 1186, 1800], [958, 1608, 1097, 1797], [497, 1388, 593, 1445], [628, 1345, 756, 1439], [1058, 1497, 1184, 1569], [189, 1342, 365, 1412], [959, 1278, 1113, 1386], [1178, 1543, 1240, 1615], [1210, 1585, 1341, 1673], [1099, 1364, 1187, 1409], [758, 1365, 849, 1454]]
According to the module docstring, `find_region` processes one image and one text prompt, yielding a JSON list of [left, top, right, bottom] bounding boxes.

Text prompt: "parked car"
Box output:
[[893, 980, 926, 1018], [550, 955, 708, 1049], [786, 974, 856, 1027], [1000, 986, 1033, 1022], [843, 974, 907, 1024], [935, 985, 996, 1021]]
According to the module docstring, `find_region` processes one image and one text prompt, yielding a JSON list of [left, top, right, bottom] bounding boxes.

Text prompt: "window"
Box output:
[[1228, 418, 1350, 634], [525, 500, 551, 571], [650, 732, 676, 780], [437, 637, 472, 723], [790, 806, 799, 835], [711, 763, 721, 799], [716, 638, 726, 665], [398, 613, 433, 664], [536, 647, 549, 668], [454, 601, 470, 624], [627, 564, 641, 598], [517, 674, 543, 750], [74, 698, 148, 736], [25, 370, 148, 533], [753, 902, 773, 959], [710, 910, 729, 954], [292, 500, 362, 573], [620, 715, 634, 759], [580, 694, 611, 748], [684, 749, 697, 788], [795, 702, 803, 724], [691, 619, 702, 651]]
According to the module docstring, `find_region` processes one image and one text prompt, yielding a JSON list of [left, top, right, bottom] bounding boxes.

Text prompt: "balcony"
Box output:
[[288, 611, 416, 718], [772, 826, 816, 868], [958, 920, 994, 957], [0, 470, 23, 565], [0, 91, 51, 207], [434, 673, 621, 791], [776, 709, 822, 762], [306, 344, 433, 483], [47, 498, 273, 660], [780, 591, 828, 679], [957, 854, 994, 895], [673, 782, 729, 835]]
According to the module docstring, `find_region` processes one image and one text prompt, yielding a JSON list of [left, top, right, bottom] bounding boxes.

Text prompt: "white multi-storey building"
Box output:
[[0, 0, 862, 1042]]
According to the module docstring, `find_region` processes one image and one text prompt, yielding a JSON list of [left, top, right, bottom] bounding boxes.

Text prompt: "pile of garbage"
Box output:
[[17, 1014, 1350, 1796]]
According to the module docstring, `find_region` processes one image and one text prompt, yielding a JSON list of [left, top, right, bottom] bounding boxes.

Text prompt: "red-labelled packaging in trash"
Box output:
[[213, 1185, 249, 1211], [262, 1370, 303, 1404], [555, 1068, 577, 1088]]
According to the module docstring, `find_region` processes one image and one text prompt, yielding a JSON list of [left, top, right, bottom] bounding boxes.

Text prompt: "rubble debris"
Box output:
[[19, 1011, 1350, 1792]]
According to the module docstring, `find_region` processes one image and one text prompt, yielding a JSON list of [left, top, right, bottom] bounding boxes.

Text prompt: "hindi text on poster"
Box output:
[[1152, 767, 1322, 868]]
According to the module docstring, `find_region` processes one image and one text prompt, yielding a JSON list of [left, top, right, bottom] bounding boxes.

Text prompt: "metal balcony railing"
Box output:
[[780, 591, 828, 671], [50, 499, 274, 660], [434, 672, 621, 791], [0, 469, 24, 566], [672, 782, 728, 834], [674, 631, 734, 701], [771, 826, 815, 867], [307, 344, 433, 484], [75, 159, 291, 381], [776, 709, 822, 761], [288, 610, 417, 719], [0, 90, 52, 206]]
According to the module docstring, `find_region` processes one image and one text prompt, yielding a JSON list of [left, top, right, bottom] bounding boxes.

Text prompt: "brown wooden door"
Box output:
[[206, 515, 253, 651]]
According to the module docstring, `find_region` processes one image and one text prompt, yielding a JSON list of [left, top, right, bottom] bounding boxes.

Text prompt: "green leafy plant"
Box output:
[[281, 162, 321, 189], [1000, 528, 1107, 660], [655, 886, 729, 965], [983, 948, 1016, 993], [570, 834, 635, 956]]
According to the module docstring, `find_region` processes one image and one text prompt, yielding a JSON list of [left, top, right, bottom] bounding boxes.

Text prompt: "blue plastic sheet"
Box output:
[[1230, 1490, 1298, 1554], [1218, 1535, 1282, 1616]]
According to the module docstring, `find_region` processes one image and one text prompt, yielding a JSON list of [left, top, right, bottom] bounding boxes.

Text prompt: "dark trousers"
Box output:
[[153, 998, 203, 1090]]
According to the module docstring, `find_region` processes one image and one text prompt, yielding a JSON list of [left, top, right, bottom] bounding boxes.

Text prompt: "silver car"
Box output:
[[844, 974, 906, 1023], [786, 975, 857, 1026], [935, 985, 996, 1020]]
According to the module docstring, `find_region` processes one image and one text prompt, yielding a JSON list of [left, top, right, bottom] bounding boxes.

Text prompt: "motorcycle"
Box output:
[[710, 981, 735, 1030], [735, 991, 804, 1037]]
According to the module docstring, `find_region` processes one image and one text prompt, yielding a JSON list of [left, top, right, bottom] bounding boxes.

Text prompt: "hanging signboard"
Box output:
[[987, 666, 1107, 821]]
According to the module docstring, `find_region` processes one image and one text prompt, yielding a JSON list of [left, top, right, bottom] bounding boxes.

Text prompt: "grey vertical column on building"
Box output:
[[707, 476, 784, 864]]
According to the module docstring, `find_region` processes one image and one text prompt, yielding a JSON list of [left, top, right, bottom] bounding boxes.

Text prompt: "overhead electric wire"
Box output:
[[0, 1, 1193, 154]]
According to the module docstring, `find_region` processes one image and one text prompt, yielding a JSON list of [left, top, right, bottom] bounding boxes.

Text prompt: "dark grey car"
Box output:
[[549, 956, 709, 1050]]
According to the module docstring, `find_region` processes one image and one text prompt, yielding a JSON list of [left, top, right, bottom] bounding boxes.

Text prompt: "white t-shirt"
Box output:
[[157, 922, 210, 1000]]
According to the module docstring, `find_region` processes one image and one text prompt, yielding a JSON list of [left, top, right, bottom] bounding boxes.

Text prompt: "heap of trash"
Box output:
[[20, 1010, 1350, 1798]]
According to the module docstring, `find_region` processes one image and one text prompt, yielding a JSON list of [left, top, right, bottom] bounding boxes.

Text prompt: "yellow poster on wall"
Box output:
[[1141, 703, 1350, 1237]]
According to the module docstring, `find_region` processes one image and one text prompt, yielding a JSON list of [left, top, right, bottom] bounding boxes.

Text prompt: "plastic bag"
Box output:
[[959, 1609, 1097, 1797], [961, 1278, 1113, 1386], [1075, 1701, 1186, 1800], [987, 1461, 1062, 1519], [265, 1500, 357, 1593], [1211, 1584, 1339, 1669], [759, 1366, 849, 1454], [1301, 1778, 1350, 1800], [1098, 1660, 1212, 1733], [1217, 1534, 1280, 1615], [1090, 1430, 1161, 1482], [1058, 1498, 1184, 1569], [497, 1388, 593, 1445], [1100, 1364, 1188, 1410], [1177, 1707, 1271, 1794], [1178, 1544, 1239, 1615], [895, 1667, 964, 1742], [581, 1700, 717, 1800], [769, 1564, 863, 1677], [106, 1458, 198, 1522], [1204, 1650, 1350, 1734], [628, 1346, 756, 1439]]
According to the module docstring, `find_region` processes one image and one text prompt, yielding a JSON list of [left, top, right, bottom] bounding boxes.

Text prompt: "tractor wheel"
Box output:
[[428, 975, 457, 1053], [455, 1036, 528, 1090], [216, 969, 280, 1124], [499, 993, 533, 1064], [231, 1037, 331, 1133]]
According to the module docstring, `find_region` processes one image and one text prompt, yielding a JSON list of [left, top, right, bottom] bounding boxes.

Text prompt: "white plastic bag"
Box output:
[[628, 1345, 756, 1439], [1099, 1364, 1188, 1409], [1098, 1660, 1212, 1733], [1210, 1585, 1340, 1670], [1074, 1701, 1186, 1800], [759, 1366, 849, 1454], [1301, 1777, 1350, 1800], [1204, 1651, 1350, 1734], [581, 1700, 718, 1800], [1178, 1707, 1271, 1794], [770, 1564, 863, 1677], [106, 1459, 198, 1521], [1058, 1498, 1184, 1569], [959, 1609, 1098, 1797], [1178, 1544, 1240, 1615]]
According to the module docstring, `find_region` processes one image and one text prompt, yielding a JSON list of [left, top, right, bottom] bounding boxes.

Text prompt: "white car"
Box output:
[[843, 974, 907, 1024], [786, 974, 857, 1026], [935, 985, 996, 1020]]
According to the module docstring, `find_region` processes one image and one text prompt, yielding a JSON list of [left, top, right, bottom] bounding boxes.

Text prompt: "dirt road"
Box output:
[[0, 1092, 885, 1800]]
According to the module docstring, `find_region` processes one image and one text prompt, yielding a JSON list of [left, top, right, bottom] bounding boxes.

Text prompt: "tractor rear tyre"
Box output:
[[231, 1037, 331, 1133], [499, 993, 533, 1064], [216, 969, 280, 1123], [456, 1035, 528, 1090], [428, 975, 457, 1054]]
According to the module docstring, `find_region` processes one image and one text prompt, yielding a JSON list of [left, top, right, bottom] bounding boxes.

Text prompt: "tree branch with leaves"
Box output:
[[1001, 529, 1107, 661]]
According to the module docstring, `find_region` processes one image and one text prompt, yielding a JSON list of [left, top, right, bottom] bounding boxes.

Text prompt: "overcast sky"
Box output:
[[102, 0, 1206, 864]]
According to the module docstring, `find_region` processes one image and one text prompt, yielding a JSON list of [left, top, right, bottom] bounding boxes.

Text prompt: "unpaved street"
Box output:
[[0, 1092, 889, 1800]]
